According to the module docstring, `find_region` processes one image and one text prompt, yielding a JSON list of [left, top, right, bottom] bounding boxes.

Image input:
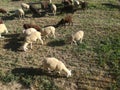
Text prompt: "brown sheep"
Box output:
[[23, 23, 42, 32], [56, 15, 73, 27]]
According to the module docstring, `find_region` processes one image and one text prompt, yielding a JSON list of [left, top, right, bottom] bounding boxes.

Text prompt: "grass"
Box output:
[[0, 0, 120, 90]]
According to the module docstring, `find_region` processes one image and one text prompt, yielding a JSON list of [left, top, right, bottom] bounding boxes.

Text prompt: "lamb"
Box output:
[[0, 8, 7, 14], [56, 15, 73, 27], [51, 4, 57, 16], [21, 3, 30, 10], [41, 26, 56, 39], [42, 57, 72, 77], [15, 8, 25, 18], [0, 24, 8, 38], [23, 30, 43, 51], [23, 23, 42, 32], [66, 30, 84, 44]]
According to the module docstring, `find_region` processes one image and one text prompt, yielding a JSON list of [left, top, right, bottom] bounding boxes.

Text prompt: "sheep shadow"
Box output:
[[1, 14, 15, 20], [47, 39, 66, 47], [102, 3, 120, 10], [12, 67, 66, 78], [3, 34, 23, 52]]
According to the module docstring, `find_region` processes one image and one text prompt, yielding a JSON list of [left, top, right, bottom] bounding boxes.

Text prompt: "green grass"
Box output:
[[0, 0, 120, 90]]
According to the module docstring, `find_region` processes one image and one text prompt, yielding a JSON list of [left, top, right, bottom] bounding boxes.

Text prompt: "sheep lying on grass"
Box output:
[[23, 29, 43, 51], [56, 15, 73, 27], [42, 57, 72, 77], [41, 26, 56, 39], [21, 3, 29, 10], [15, 8, 25, 18], [66, 30, 84, 45], [23, 23, 41, 32], [0, 23, 8, 38]]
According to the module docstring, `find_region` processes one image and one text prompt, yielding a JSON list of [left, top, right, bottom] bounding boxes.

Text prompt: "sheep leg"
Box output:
[[80, 38, 83, 43], [23, 42, 29, 51], [0, 34, 4, 38], [39, 38, 43, 45], [73, 40, 77, 45]]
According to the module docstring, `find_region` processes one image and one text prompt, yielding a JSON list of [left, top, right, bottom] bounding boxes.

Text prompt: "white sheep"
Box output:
[[51, 4, 57, 16], [41, 26, 56, 39], [21, 3, 29, 10], [15, 8, 25, 18], [42, 57, 72, 77], [22, 28, 37, 36], [0, 24, 8, 38], [23, 31, 43, 51], [66, 30, 84, 45]]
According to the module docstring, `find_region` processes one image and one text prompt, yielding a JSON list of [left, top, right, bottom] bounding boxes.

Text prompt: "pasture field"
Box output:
[[0, 0, 120, 90]]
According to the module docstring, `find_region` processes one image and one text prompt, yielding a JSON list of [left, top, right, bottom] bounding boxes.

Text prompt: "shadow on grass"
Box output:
[[47, 39, 66, 47], [3, 34, 23, 52], [102, 3, 120, 10], [12, 67, 66, 78]]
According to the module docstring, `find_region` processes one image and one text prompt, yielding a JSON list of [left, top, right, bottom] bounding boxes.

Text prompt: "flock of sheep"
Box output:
[[0, 0, 87, 77]]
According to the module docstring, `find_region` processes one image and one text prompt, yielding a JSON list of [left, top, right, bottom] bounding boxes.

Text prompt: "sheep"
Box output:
[[21, 3, 30, 10], [42, 57, 72, 77], [51, 4, 57, 16], [66, 30, 84, 45], [56, 15, 73, 27], [23, 23, 42, 32], [15, 8, 25, 18], [29, 5, 41, 17], [0, 8, 7, 14], [41, 26, 56, 39], [0, 24, 8, 38], [23, 30, 43, 52]]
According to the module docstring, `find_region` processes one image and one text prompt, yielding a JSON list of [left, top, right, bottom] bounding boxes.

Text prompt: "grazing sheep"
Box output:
[[15, 8, 25, 18], [56, 15, 73, 27], [51, 4, 57, 16], [0, 8, 7, 14], [21, 3, 30, 10], [29, 5, 41, 17], [42, 57, 72, 77], [23, 30, 43, 51], [23, 23, 41, 32], [66, 30, 84, 44], [41, 26, 56, 39], [0, 24, 8, 38]]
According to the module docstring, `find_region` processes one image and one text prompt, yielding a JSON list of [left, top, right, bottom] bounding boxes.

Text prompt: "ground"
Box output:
[[0, 0, 120, 90]]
